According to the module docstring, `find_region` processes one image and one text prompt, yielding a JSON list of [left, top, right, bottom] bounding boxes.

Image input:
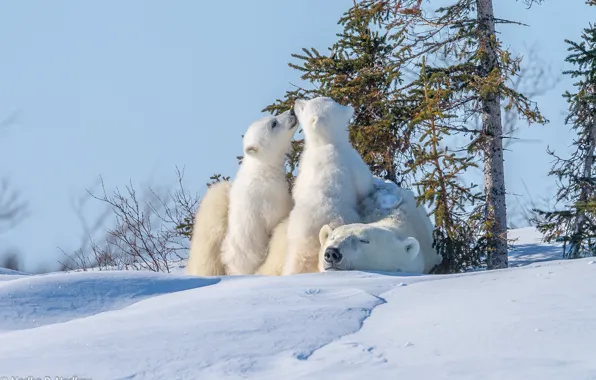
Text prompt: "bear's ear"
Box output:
[[293, 99, 307, 116], [319, 224, 333, 246], [244, 145, 258, 156], [403, 237, 420, 259]]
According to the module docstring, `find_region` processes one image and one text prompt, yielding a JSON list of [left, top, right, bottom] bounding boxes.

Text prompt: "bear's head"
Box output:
[[293, 97, 354, 145], [243, 109, 298, 162], [318, 223, 424, 274]]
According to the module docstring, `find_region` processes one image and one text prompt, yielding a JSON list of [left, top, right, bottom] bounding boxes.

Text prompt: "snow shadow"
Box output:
[[0, 267, 29, 282], [509, 242, 563, 267], [0, 267, 27, 275], [0, 271, 220, 332]]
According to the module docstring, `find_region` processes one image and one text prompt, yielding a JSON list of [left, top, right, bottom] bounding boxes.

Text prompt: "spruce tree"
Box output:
[[176, 173, 230, 240], [359, 0, 546, 269], [267, 0, 546, 272], [263, 3, 416, 185], [535, 2, 596, 258], [406, 58, 487, 272]]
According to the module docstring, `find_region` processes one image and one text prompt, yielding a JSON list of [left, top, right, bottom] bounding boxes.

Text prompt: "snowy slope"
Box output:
[[0, 271, 218, 333], [1, 229, 595, 379], [0, 266, 29, 283], [0, 267, 26, 275], [508, 227, 565, 266]]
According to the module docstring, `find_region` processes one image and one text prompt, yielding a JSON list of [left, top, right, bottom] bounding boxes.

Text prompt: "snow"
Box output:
[[0, 271, 218, 332], [508, 227, 564, 266], [0, 267, 29, 283], [1, 228, 595, 379], [0, 266, 27, 276]]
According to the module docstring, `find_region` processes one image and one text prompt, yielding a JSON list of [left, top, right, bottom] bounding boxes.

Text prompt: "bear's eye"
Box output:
[[271, 120, 278, 129], [359, 239, 370, 244]]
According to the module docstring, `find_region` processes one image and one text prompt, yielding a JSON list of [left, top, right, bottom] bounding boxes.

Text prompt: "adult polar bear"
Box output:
[[186, 110, 297, 276], [282, 97, 374, 275], [318, 179, 443, 274]]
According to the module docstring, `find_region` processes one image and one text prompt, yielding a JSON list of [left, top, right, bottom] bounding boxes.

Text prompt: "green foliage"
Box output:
[[406, 58, 486, 272], [263, 0, 548, 272], [175, 214, 194, 240], [207, 173, 231, 187], [535, 7, 596, 258], [264, 2, 415, 185], [369, 0, 547, 269], [175, 173, 230, 240]]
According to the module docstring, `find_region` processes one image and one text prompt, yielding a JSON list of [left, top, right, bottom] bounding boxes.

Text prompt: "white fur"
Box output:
[[283, 97, 374, 275], [221, 110, 298, 275], [318, 182, 442, 274], [255, 217, 288, 276], [186, 181, 231, 276]]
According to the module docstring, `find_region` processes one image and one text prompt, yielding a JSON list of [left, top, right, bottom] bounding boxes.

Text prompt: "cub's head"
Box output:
[[293, 97, 353, 143], [318, 223, 423, 274], [243, 109, 298, 161]]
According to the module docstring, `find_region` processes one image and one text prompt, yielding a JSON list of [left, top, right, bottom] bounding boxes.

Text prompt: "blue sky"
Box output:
[[0, 1, 593, 271]]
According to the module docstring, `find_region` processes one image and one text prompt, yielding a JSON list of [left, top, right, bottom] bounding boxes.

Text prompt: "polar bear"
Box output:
[[186, 110, 297, 276], [317, 180, 443, 274], [254, 217, 288, 276], [186, 180, 231, 276], [221, 109, 298, 275], [283, 97, 374, 275]]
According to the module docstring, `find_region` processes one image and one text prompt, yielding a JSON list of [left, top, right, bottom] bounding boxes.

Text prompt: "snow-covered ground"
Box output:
[[1, 228, 595, 380]]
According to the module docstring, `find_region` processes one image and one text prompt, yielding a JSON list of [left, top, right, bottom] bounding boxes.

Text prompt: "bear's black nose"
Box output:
[[324, 247, 343, 264]]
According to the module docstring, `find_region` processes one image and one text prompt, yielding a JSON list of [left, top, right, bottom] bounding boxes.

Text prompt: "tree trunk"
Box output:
[[571, 105, 596, 258], [477, 0, 508, 269]]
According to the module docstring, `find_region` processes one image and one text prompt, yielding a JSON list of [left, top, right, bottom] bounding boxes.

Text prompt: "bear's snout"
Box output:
[[324, 247, 343, 264], [287, 110, 298, 128]]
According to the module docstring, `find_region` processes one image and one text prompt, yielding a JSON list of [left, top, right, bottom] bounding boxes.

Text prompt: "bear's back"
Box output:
[[293, 144, 358, 208]]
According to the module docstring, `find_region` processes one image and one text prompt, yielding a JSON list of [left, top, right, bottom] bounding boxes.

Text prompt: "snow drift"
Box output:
[[0, 228, 594, 379]]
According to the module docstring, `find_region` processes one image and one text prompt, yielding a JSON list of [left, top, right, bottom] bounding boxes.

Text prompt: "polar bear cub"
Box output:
[[220, 109, 298, 275], [283, 97, 374, 275], [318, 181, 442, 274], [186, 110, 297, 276], [186, 180, 231, 276], [254, 217, 289, 276]]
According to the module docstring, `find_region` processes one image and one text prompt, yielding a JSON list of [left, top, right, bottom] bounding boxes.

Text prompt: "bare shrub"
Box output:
[[0, 112, 28, 234], [0, 179, 28, 234], [508, 180, 553, 229], [0, 250, 21, 271], [0, 112, 30, 271], [60, 167, 200, 273], [502, 46, 561, 149]]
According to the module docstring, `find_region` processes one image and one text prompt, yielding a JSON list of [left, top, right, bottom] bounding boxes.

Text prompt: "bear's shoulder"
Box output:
[[359, 178, 404, 220]]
